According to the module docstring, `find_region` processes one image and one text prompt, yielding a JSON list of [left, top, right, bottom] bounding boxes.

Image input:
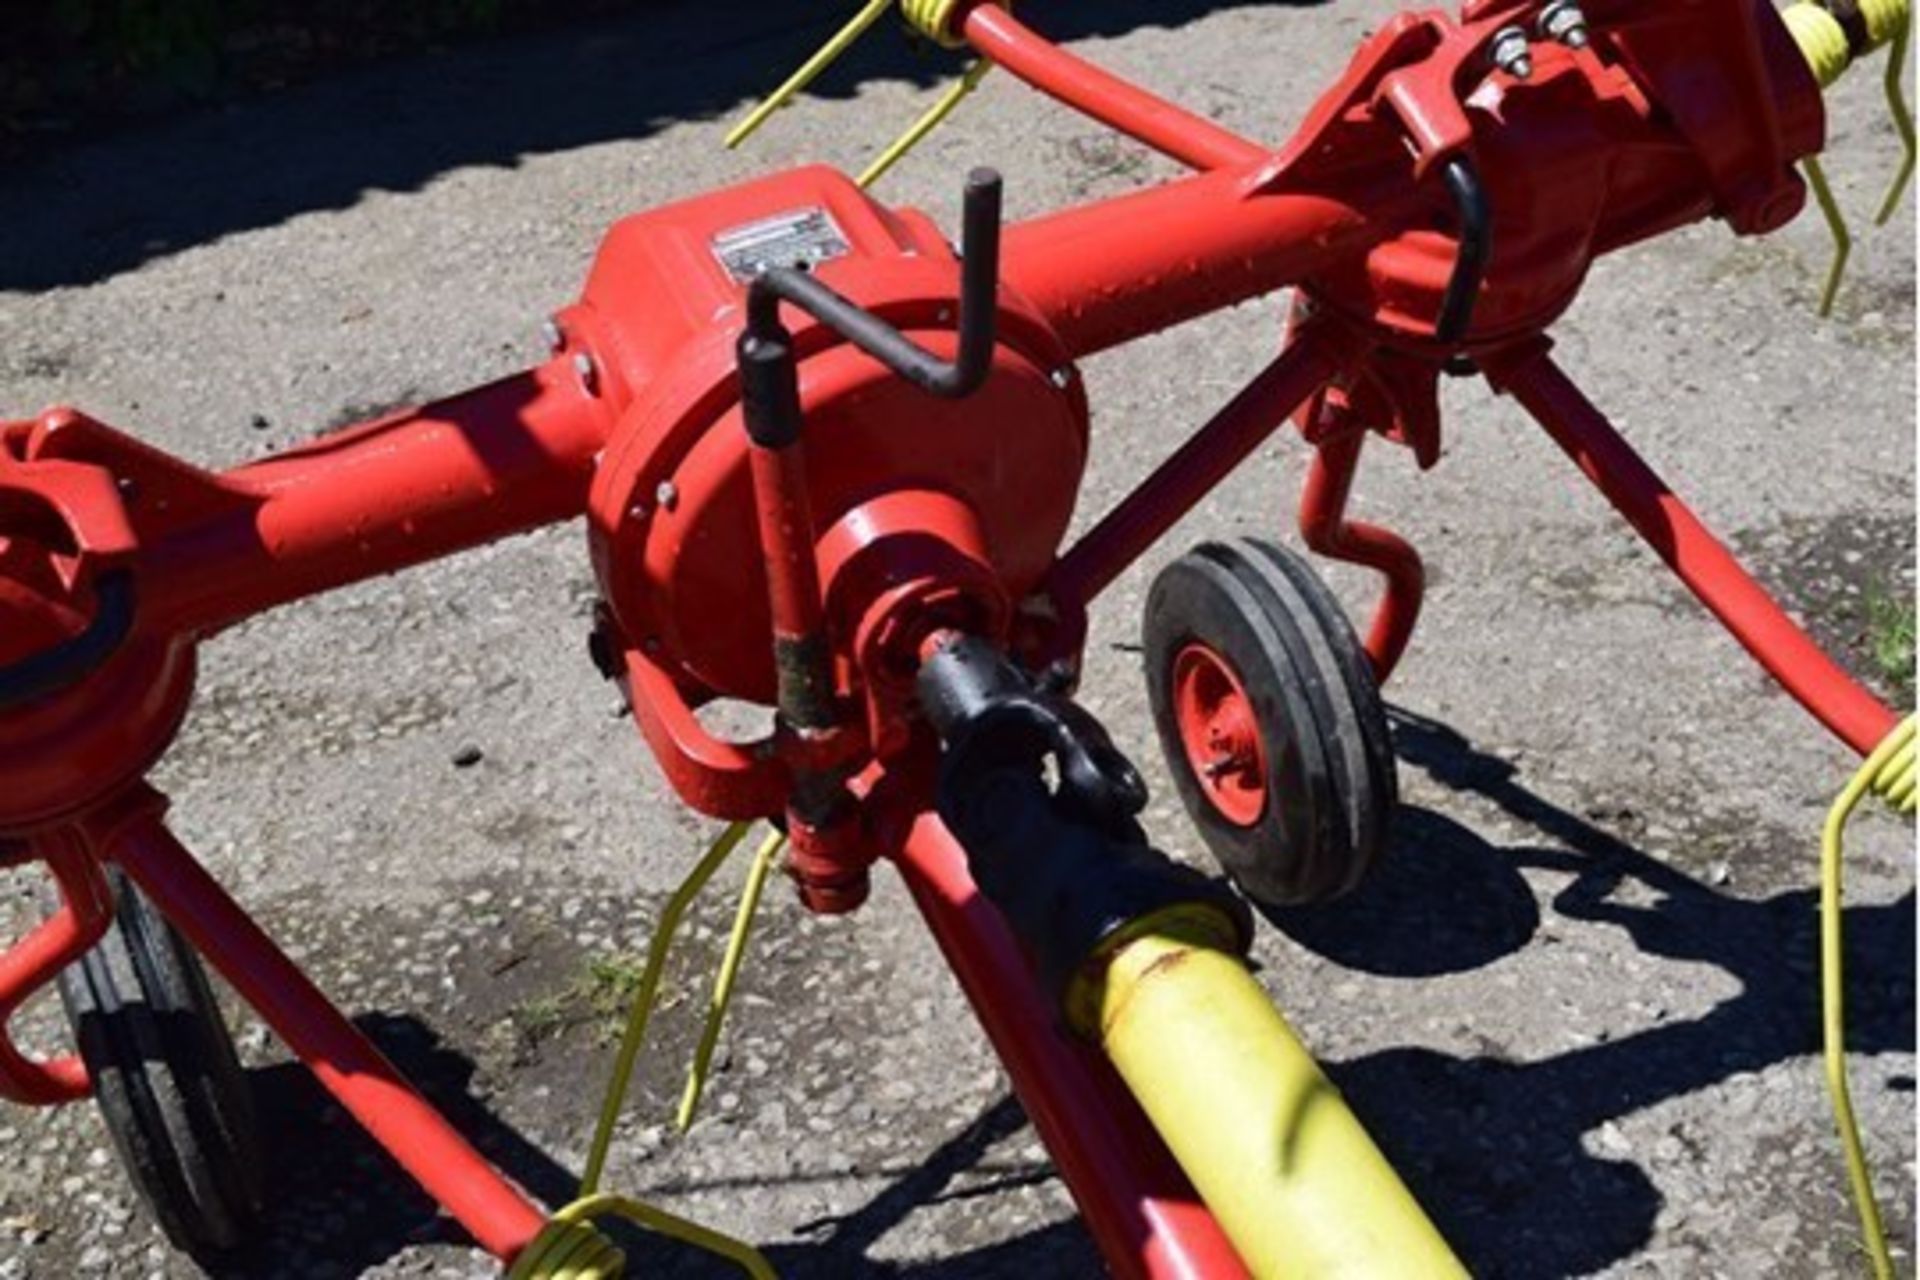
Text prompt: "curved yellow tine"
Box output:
[[556, 1193, 778, 1280], [1804, 155, 1852, 317], [579, 821, 753, 1196], [675, 829, 784, 1130], [726, 0, 895, 150], [858, 58, 995, 188], [1875, 10, 1915, 224]]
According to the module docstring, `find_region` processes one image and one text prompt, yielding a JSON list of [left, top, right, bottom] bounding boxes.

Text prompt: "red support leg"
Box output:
[[90, 793, 549, 1263], [0, 828, 112, 1105], [892, 812, 1252, 1280], [1489, 345, 1899, 756], [1298, 423, 1426, 682]]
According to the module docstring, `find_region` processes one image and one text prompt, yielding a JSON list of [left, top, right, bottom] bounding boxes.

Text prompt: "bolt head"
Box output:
[[1489, 26, 1534, 79], [654, 480, 679, 511], [542, 318, 565, 352], [1540, 0, 1589, 47], [572, 351, 597, 394]]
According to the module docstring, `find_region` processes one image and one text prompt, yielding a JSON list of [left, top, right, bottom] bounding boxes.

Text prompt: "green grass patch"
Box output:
[[1865, 585, 1916, 702], [510, 948, 656, 1046]]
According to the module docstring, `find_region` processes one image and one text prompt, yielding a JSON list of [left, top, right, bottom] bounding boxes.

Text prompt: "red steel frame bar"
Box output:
[[144, 362, 608, 637], [96, 797, 549, 1262], [81, 165, 1415, 641], [961, 4, 1267, 173], [891, 812, 1253, 1280], [1049, 329, 1342, 606], [1000, 164, 1413, 358], [1299, 425, 1426, 682], [1491, 345, 1899, 756]]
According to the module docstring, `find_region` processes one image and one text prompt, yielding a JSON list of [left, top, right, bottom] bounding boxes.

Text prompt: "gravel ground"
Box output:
[[0, 2, 1914, 1277]]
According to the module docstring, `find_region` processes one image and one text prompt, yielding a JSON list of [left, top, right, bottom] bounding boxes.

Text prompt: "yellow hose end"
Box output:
[[1070, 909, 1465, 1279]]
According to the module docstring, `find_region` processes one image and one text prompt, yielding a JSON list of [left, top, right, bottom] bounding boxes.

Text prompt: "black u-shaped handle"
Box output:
[[744, 168, 1003, 401], [1436, 157, 1490, 345]]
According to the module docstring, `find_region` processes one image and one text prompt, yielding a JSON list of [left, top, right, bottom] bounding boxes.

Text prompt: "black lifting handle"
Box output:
[[743, 168, 1003, 404]]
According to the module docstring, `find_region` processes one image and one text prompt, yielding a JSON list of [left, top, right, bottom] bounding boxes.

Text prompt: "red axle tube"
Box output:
[[892, 812, 1252, 1280], [1490, 345, 1898, 757], [1000, 164, 1416, 359], [145, 362, 607, 637]]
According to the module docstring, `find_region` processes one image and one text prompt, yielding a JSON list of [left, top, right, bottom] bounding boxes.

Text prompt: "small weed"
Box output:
[[510, 949, 653, 1046], [513, 992, 572, 1043], [581, 952, 650, 1021], [1865, 586, 1916, 701]]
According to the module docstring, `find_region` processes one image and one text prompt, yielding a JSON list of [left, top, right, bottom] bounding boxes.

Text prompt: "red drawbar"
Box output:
[[1050, 331, 1342, 607], [892, 813, 1253, 1280]]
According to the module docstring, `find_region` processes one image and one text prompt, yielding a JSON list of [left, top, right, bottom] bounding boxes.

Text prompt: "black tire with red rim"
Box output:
[[1143, 538, 1396, 906]]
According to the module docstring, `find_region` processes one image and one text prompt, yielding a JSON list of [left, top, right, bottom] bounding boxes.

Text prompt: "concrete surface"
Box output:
[[0, 1, 1913, 1276]]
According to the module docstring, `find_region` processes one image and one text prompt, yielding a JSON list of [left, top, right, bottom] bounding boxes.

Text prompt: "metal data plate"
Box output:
[[712, 207, 852, 281]]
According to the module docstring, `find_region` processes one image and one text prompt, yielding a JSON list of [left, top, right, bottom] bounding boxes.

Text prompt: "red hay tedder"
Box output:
[[1, 0, 1912, 1275]]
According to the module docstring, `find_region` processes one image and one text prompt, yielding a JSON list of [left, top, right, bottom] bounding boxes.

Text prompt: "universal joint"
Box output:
[[917, 633, 1251, 1008]]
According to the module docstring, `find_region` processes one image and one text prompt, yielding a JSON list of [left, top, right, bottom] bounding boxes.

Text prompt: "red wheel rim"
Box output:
[[1170, 642, 1269, 827]]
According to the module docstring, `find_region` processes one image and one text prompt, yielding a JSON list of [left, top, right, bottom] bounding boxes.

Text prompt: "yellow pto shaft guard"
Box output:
[[1066, 907, 1467, 1280]]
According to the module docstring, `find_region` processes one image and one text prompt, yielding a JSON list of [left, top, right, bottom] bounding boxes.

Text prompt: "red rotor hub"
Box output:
[[1, 414, 195, 833], [576, 166, 1087, 818]]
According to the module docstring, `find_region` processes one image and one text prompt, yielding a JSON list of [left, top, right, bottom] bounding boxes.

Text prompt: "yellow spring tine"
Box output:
[[725, 0, 895, 150], [675, 829, 785, 1130], [1804, 155, 1852, 317], [579, 820, 753, 1196], [557, 1194, 777, 1280], [857, 58, 995, 188], [1875, 9, 1916, 223]]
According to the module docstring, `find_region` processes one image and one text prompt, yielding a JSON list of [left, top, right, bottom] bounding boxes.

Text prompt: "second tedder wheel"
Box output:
[[1143, 538, 1397, 906], [57, 867, 266, 1260]]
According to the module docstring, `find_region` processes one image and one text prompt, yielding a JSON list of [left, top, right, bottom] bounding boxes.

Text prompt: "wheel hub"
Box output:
[[1171, 643, 1269, 827]]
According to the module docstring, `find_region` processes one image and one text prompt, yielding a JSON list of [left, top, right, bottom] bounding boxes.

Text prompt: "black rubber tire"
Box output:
[[57, 867, 266, 1260], [1143, 538, 1397, 906]]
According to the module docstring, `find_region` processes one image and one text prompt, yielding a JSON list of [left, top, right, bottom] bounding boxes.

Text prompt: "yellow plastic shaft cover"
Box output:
[[1069, 909, 1466, 1279]]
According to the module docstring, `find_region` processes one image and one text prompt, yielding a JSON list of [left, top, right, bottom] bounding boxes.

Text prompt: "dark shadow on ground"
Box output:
[[214, 1017, 1088, 1277], [1262, 803, 1542, 976], [0, 0, 1325, 293], [203, 706, 1910, 1276], [1280, 707, 1915, 1278]]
